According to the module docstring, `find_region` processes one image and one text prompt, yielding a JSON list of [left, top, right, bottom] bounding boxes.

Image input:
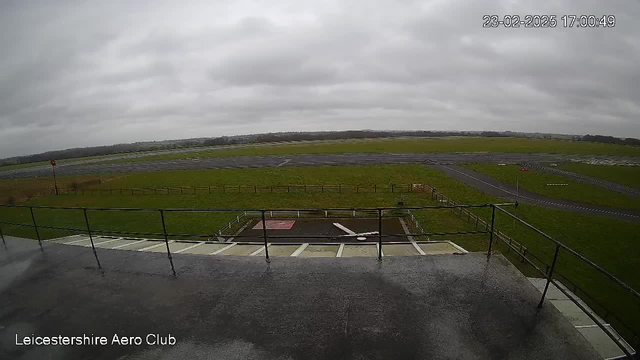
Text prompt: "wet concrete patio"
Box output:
[[0, 236, 600, 360]]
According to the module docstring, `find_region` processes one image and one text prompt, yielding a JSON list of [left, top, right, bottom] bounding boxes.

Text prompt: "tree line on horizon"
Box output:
[[1, 130, 638, 167]]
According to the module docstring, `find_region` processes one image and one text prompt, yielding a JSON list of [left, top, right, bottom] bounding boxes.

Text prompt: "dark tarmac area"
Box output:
[[0, 236, 600, 360], [0, 152, 597, 179], [235, 218, 406, 243]]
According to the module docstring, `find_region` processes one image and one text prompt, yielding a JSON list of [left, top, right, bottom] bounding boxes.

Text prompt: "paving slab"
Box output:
[[418, 242, 461, 255], [180, 242, 230, 255], [299, 244, 339, 257], [94, 239, 141, 249], [577, 325, 631, 359], [341, 244, 378, 257], [146, 241, 198, 253], [218, 244, 263, 256], [549, 299, 597, 326], [118, 240, 160, 251], [267, 245, 301, 257], [382, 244, 420, 256]]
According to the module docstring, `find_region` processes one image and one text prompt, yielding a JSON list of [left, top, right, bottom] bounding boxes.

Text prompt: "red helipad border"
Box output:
[[252, 220, 296, 230]]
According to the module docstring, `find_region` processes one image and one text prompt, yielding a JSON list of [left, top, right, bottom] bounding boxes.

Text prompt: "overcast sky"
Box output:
[[0, 0, 639, 157]]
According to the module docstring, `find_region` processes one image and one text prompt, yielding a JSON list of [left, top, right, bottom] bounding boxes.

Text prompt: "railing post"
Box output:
[[29, 207, 43, 251], [159, 210, 176, 277], [538, 244, 561, 308], [0, 226, 5, 247], [261, 210, 270, 262], [378, 209, 383, 261], [83, 209, 102, 269], [487, 205, 496, 258]]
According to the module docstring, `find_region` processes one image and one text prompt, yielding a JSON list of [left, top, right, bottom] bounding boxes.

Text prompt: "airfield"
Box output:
[[1, 137, 639, 358]]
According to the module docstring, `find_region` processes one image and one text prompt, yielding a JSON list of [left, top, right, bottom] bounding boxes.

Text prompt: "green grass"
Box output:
[[1, 164, 638, 341], [94, 137, 640, 164], [0, 161, 50, 171], [464, 164, 640, 211], [558, 163, 640, 190]]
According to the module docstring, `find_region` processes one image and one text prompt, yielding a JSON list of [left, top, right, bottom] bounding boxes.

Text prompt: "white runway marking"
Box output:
[[276, 159, 292, 167]]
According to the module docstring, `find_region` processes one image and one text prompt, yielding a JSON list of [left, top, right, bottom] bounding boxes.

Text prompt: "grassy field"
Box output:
[[0, 160, 51, 171], [1, 164, 638, 341], [92, 137, 640, 164], [464, 164, 640, 210], [558, 163, 640, 190]]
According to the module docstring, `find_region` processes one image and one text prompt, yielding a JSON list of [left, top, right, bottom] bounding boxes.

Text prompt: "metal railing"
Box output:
[[0, 200, 637, 357], [0, 203, 508, 273], [50, 183, 430, 196], [492, 205, 639, 358]]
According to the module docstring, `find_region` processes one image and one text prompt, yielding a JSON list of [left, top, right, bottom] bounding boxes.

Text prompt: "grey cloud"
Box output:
[[0, 0, 639, 158]]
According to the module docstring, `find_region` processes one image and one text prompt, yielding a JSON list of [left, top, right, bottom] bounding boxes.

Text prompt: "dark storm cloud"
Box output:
[[0, 0, 639, 157]]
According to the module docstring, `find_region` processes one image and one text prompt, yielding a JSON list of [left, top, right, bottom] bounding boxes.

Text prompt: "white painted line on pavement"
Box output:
[[291, 243, 309, 257], [211, 243, 237, 255], [175, 242, 205, 254], [112, 239, 147, 249], [336, 243, 345, 257], [250, 244, 270, 256], [139, 241, 173, 252], [412, 241, 426, 255]]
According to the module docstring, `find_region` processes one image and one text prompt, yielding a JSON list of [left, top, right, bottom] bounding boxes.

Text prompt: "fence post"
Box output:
[[29, 207, 43, 251], [487, 205, 496, 258], [374, 184, 377, 193], [159, 210, 176, 277], [209, 186, 211, 194], [378, 209, 383, 260], [83, 209, 102, 269], [254, 185, 257, 193], [0, 226, 5, 247], [391, 184, 394, 193], [538, 244, 561, 308], [261, 210, 270, 262]]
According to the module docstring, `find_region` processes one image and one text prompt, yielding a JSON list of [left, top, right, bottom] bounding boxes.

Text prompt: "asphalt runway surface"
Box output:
[[428, 163, 640, 222], [1, 152, 633, 179], [0, 236, 601, 360]]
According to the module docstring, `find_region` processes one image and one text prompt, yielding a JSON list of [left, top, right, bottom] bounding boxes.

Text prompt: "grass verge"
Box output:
[[464, 164, 640, 210]]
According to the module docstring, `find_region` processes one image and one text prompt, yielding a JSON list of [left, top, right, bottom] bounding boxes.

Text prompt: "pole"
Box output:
[[52, 165, 58, 195], [487, 205, 496, 258], [83, 209, 102, 269], [29, 207, 43, 251], [538, 245, 561, 308], [159, 210, 176, 276], [378, 209, 383, 260], [0, 226, 5, 247], [261, 210, 270, 262]]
